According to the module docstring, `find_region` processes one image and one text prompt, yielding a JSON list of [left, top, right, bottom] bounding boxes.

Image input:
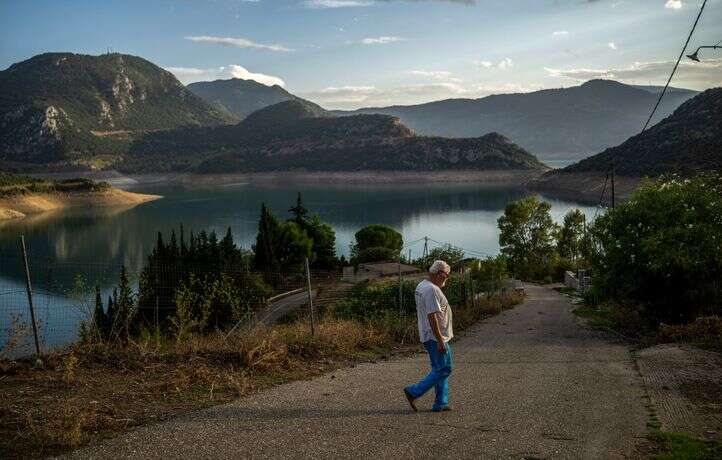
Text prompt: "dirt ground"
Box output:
[[635, 344, 722, 442]]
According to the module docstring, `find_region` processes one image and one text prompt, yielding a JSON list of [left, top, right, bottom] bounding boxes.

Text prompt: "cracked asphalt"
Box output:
[[67, 284, 648, 459]]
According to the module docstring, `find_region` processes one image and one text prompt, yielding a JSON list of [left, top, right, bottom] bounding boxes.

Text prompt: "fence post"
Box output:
[[154, 269, 160, 347], [398, 260, 403, 315], [305, 258, 315, 336], [19, 236, 41, 359]]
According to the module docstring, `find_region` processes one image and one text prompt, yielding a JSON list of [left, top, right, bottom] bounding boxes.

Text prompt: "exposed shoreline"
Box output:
[[33, 169, 548, 189], [528, 171, 642, 205], [0, 188, 162, 221]]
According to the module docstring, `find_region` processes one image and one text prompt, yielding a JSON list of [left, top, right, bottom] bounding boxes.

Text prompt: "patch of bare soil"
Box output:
[[0, 189, 161, 221], [635, 344, 722, 441]]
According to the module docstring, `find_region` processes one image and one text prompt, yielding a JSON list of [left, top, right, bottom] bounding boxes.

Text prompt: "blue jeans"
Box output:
[[405, 340, 452, 411]]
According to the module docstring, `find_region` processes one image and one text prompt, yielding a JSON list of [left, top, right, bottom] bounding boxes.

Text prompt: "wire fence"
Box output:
[[1, 236, 511, 360]]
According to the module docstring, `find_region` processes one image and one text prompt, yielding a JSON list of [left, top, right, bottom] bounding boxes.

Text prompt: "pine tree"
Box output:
[[288, 192, 308, 225]]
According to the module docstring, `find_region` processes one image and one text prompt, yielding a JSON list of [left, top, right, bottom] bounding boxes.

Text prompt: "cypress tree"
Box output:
[[116, 266, 134, 346], [253, 203, 279, 272], [93, 285, 107, 340]]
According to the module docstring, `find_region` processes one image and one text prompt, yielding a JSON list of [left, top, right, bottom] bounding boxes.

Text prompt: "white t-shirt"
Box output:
[[415, 279, 453, 343]]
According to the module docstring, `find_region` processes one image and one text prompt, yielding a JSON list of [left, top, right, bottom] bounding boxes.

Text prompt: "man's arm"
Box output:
[[427, 312, 446, 354]]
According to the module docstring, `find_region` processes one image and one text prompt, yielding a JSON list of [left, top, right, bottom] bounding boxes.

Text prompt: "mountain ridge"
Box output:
[[0, 52, 232, 165], [334, 79, 698, 158], [529, 87, 722, 202], [121, 100, 545, 174], [187, 78, 321, 120]]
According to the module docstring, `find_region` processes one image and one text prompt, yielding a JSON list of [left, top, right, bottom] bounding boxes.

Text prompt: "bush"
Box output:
[[334, 279, 416, 322], [470, 256, 508, 295], [355, 246, 399, 263], [589, 173, 722, 324], [415, 244, 465, 271], [657, 316, 722, 349], [351, 225, 403, 262]]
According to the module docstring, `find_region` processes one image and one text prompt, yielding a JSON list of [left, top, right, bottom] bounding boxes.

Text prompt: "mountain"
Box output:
[[554, 87, 721, 176], [241, 99, 329, 130], [187, 78, 320, 120], [0, 52, 232, 165], [530, 87, 722, 201], [121, 100, 546, 173], [336, 80, 697, 158]]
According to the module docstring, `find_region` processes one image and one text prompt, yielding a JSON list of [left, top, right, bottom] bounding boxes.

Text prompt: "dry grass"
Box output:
[[656, 316, 722, 351], [1, 292, 522, 458]]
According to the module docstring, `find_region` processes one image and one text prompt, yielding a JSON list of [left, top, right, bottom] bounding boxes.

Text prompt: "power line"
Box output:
[[608, 0, 708, 206]]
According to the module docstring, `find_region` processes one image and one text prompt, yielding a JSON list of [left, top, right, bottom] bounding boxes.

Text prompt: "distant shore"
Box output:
[[33, 169, 548, 189], [528, 171, 641, 205], [0, 188, 162, 221]]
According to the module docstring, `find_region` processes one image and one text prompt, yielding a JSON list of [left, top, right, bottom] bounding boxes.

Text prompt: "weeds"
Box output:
[[649, 431, 722, 460], [1, 290, 522, 458]]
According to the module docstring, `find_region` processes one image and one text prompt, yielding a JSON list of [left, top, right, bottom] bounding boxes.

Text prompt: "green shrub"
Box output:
[[589, 173, 722, 324], [334, 279, 416, 322], [351, 225, 403, 263], [356, 247, 399, 263]]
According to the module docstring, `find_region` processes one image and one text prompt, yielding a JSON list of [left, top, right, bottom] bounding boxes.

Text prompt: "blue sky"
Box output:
[[1, 0, 721, 109]]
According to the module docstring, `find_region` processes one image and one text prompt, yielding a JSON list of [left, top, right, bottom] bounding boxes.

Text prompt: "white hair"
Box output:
[[429, 260, 451, 275]]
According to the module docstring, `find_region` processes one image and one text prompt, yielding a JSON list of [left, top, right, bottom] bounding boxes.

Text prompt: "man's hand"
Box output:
[[427, 311, 446, 354]]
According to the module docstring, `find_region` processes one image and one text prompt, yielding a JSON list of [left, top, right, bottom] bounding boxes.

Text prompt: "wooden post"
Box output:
[[154, 269, 160, 347], [398, 260, 403, 314], [305, 258, 315, 336], [19, 236, 41, 358]]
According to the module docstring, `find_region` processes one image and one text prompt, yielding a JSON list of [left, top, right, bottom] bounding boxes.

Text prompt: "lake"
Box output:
[[0, 180, 596, 355]]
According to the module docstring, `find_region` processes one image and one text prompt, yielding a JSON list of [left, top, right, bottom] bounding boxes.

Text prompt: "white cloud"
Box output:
[[303, 0, 475, 7], [408, 70, 461, 82], [360, 36, 405, 44], [498, 57, 514, 70], [608, 42, 617, 50], [544, 58, 722, 89], [665, 0, 683, 10], [304, 0, 372, 7], [301, 81, 541, 109], [552, 30, 570, 36], [166, 65, 286, 86], [474, 58, 514, 70], [185, 35, 292, 52]]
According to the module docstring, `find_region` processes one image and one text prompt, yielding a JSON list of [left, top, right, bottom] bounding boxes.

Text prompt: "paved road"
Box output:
[[70, 284, 648, 459], [254, 290, 317, 327]]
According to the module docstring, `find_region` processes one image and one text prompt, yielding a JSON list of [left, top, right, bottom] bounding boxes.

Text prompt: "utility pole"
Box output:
[[305, 258, 315, 336], [19, 236, 41, 359], [423, 236, 429, 260]]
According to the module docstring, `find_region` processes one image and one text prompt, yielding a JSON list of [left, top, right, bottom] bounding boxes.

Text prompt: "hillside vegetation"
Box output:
[[561, 87, 722, 176], [0, 53, 232, 165], [121, 100, 546, 173], [338, 80, 697, 157]]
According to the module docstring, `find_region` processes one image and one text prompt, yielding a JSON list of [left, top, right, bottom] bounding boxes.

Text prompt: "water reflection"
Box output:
[[0, 181, 596, 354], [0, 181, 595, 291]]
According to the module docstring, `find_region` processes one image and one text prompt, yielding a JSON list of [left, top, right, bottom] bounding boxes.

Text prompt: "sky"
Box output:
[[1, 0, 721, 109]]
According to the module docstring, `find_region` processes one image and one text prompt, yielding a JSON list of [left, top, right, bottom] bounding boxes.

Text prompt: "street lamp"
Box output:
[[686, 43, 721, 62]]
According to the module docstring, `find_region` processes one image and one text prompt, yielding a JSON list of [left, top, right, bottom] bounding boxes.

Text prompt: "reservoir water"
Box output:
[[0, 180, 596, 355]]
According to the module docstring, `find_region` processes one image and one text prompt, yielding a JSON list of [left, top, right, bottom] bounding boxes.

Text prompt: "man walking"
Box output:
[[404, 260, 453, 412]]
